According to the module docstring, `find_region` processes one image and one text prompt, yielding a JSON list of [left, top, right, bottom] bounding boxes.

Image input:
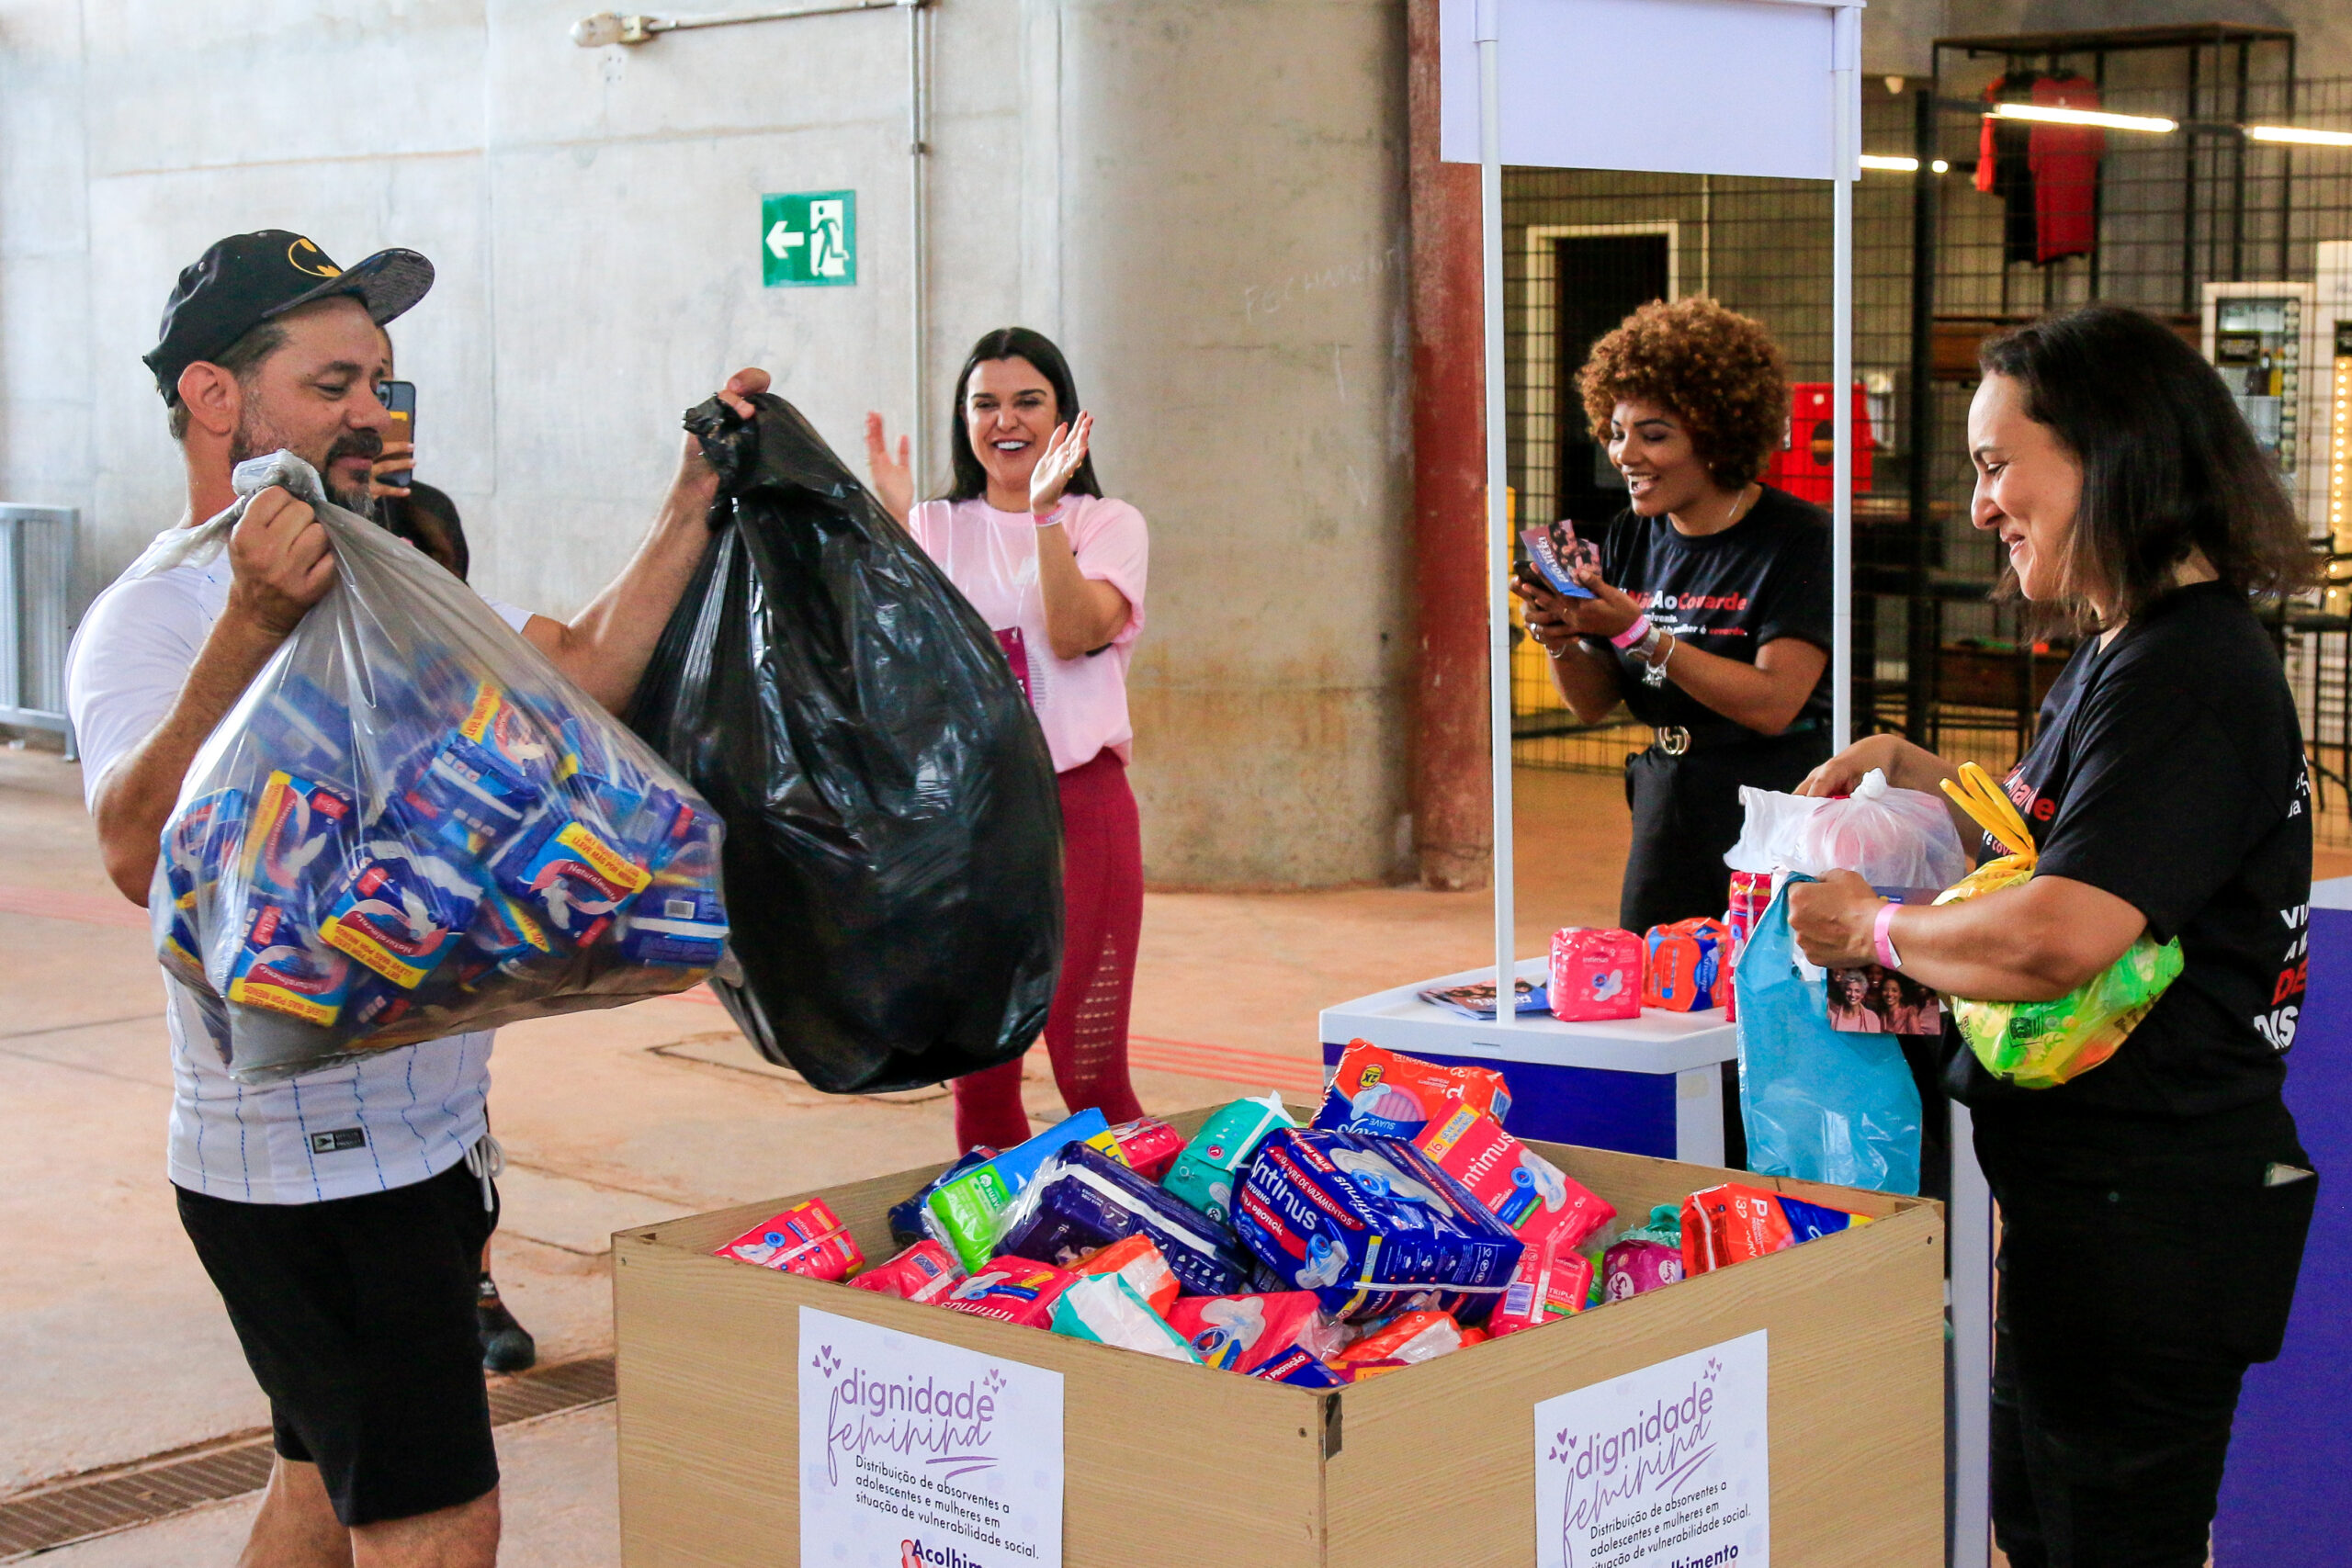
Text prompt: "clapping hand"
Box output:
[[863, 412, 914, 524], [1029, 412, 1092, 518]]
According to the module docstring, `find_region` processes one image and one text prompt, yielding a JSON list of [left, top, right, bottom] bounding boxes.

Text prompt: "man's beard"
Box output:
[[229, 412, 381, 517]]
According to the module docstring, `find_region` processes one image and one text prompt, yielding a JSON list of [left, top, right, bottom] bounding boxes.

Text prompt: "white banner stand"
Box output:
[[1443, 6, 1994, 1565]]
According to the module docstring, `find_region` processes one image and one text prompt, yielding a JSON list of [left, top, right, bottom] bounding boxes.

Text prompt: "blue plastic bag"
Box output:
[[1735, 876, 1922, 1195]]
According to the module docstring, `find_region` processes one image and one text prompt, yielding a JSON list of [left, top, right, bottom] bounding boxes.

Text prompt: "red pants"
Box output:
[[952, 750, 1146, 1151]]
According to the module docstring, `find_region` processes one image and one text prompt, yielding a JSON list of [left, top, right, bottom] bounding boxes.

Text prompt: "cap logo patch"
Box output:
[[287, 237, 341, 278]]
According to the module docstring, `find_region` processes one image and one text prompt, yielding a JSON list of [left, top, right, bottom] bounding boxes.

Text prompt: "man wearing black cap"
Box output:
[[64, 231, 762, 1567]]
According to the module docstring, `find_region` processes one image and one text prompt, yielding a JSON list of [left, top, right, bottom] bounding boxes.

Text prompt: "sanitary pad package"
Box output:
[[1548, 927, 1644, 1022], [851, 1240, 967, 1304], [1164, 1292, 1350, 1374], [1313, 1042, 1512, 1142], [923, 1109, 1113, 1270], [1335, 1310, 1464, 1367], [1164, 1093, 1294, 1225], [940, 1258, 1080, 1328], [889, 1146, 994, 1248], [1643, 918, 1731, 1011], [1487, 1232, 1597, 1337], [997, 1143, 1253, 1297], [1680, 1183, 1866, 1277], [712, 1197, 864, 1281], [1253, 1348, 1351, 1388], [1410, 1105, 1616, 1253], [1603, 1204, 1687, 1301], [1102, 1117, 1185, 1182], [1050, 1275, 1202, 1363], [1070, 1234, 1180, 1317], [1233, 1127, 1524, 1323]]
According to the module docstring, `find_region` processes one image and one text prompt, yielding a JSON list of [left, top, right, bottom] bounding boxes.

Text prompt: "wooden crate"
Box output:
[[615, 1109, 1944, 1567]]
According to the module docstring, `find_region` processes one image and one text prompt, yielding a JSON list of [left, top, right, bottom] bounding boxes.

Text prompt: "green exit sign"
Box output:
[[762, 190, 855, 287]]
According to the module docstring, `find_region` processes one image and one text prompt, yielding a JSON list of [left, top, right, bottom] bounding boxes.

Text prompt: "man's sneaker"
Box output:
[[478, 1274, 537, 1374]]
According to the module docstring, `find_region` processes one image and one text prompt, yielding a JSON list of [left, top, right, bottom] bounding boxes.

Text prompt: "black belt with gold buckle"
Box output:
[[1648, 716, 1822, 760]]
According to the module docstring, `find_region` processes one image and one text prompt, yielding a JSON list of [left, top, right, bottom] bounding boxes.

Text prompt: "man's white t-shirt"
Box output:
[[67, 529, 532, 1205]]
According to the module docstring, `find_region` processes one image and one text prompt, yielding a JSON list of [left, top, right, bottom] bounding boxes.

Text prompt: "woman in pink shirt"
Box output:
[[866, 328, 1150, 1151]]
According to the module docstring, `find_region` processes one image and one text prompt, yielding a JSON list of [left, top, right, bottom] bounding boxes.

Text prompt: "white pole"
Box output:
[[907, 0, 929, 490], [1830, 6, 1858, 751], [1477, 0, 1516, 1021], [1951, 1104, 1996, 1568]]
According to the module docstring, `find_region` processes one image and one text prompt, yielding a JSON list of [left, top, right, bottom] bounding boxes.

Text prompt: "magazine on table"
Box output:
[[1419, 979, 1550, 1021]]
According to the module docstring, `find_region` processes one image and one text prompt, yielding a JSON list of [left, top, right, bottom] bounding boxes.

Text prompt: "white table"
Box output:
[[1317, 957, 1739, 1164]]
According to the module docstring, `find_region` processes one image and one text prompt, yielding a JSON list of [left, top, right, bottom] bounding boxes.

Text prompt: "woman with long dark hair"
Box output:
[[1787, 304, 2320, 1566], [865, 328, 1148, 1151]]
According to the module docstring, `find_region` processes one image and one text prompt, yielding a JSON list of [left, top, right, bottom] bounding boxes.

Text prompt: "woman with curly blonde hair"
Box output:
[[1517, 296, 1832, 936]]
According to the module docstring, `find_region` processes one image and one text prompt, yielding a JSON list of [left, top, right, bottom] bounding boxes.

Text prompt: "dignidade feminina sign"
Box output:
[[799, 1306, 1065, 1567], [1533, 1329, 1770, 1568]]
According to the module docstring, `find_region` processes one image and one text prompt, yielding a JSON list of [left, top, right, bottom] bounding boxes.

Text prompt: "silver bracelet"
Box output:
[[1640, 632, 1675, 688]]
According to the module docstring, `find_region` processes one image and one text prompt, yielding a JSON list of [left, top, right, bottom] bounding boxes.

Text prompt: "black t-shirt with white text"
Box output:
[[1597, 486, 1834, 734], [1949, 582, 2312, 1123]]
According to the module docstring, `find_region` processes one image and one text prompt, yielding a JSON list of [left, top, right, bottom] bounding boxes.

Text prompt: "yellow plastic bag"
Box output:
[[1934, 762, 2183, 1089]]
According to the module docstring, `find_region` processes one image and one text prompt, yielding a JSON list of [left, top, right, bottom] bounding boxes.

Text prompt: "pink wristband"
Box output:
[[1872, 900, 1904, 970], [1033, 504, 1067, 528], [1609, 614, 1652, 649]]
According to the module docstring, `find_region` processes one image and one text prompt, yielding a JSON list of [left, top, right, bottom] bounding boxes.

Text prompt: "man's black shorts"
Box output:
[[176, 1155, 500, 1527]]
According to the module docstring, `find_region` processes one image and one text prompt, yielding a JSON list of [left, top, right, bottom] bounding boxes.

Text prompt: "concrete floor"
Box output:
[[0, 744, 1632, 1562]]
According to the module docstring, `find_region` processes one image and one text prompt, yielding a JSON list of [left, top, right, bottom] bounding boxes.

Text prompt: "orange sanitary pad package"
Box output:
[[1314, 1040, 1513, 1142], [1681, 1183, 1867, 1277], [1643, 917, 1731, 1011], [1071, 1234, 1179, 1317]]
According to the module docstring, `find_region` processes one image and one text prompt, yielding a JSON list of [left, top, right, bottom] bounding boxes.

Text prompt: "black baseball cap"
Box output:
[[143, 230, 434, 401]]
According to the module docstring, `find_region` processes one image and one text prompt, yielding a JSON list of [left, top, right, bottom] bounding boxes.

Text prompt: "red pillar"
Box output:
[[1407, 0, 1491, 892]]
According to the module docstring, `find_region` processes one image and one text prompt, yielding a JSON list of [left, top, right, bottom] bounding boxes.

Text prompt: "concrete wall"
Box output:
[[0, 0, 1414, 889]]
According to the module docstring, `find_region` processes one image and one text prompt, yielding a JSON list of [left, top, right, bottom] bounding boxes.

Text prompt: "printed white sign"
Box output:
[[800, 1305, 1064, 1568], [1534, 1329, 1770, 1568]]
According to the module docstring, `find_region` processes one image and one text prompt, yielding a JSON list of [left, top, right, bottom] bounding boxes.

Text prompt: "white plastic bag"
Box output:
[[1736, 769, 1966, 891], [1723, 786, 1827, 874], [1787, 769, 1968, 889]]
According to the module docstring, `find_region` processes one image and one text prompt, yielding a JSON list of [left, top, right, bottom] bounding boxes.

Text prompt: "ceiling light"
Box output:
[[2247, 124, 2352, 148], [1859, 154, 1951, 174], [1989, 103, 2177, 134]]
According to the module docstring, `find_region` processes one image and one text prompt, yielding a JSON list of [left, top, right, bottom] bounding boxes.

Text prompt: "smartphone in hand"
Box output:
[[376, 379, 416, 490], [1520, 521, 1597, 598]]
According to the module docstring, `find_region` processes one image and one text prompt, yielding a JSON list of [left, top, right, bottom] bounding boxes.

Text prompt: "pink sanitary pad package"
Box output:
[[1548, 927, 1644, 1021]]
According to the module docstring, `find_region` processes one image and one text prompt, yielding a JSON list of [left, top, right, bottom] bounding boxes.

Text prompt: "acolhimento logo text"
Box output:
[[904, 1540, 993, 1568]]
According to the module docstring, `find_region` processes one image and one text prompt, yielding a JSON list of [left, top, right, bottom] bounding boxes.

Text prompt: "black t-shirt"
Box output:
[[1596, 486, 1834, 733], [1949, 582, 2312, 1124]]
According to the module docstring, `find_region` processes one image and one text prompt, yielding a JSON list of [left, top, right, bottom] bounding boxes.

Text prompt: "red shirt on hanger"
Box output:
[[2030, 75, 2105, 264]]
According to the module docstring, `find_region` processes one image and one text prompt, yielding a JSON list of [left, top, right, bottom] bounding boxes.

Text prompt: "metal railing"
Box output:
[[0, 505, 76, 753]]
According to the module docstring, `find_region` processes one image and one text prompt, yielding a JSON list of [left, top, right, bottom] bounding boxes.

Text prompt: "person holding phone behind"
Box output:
[[1516, 297, 1832, 938], [865, 328, 1149, 1153]]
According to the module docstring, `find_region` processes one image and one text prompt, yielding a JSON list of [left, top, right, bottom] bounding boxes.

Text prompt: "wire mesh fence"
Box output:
[[1501, 34, 2352, 844]]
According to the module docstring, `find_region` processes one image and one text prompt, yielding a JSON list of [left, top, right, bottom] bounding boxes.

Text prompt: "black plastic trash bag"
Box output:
[[628, 392, 1062, 1093]]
